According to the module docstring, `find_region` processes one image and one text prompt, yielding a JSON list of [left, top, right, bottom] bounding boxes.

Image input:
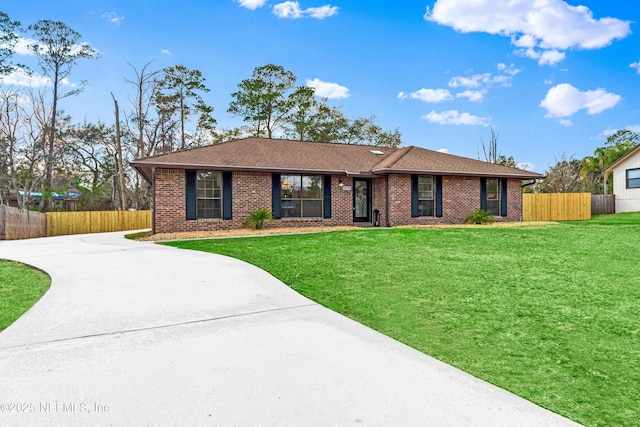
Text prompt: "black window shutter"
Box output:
[[223, 171, 233, 220], [435, 175, 443, 217], [411, 175, 419, 217], [272, 173, 281, 219], [501, 178, 508, 217], [480, 177, 487, 211], [323, 175, 332, 218], [185, 170, 196, 220]]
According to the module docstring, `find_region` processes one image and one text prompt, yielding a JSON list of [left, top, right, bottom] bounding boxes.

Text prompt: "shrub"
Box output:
[[464, 209, 494, 225], [242, 208, 273, 230]]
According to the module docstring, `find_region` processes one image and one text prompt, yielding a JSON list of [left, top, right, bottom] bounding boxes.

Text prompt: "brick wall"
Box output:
[[154, 170, 356, 233], [154, 169, 188, 233], [387, 174, 523, 225], [505, 178, 523, 222], [153, 169, 523, 233], [442, 176, 480, 223], [372, 177, 387, 226]]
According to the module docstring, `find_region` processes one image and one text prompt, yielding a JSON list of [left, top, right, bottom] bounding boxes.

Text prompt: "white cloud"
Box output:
[[0, 68, 78, 88], [161, 49, 171, 55], [559, 119, 573, 126], [101, 12, 125, 25], [600, 125, 640, 139], [306, 5, 339, 19], [448, 66, 516, 89], [497, 62, 521, 76], [398, 88, 453, 103], [306, 78, 349, 99], [12, 37, 36, 56], [456, 90, 484, 102], [273, 1, 338, 19], [517, 47, 565, 66], [512, 34, 536, 48], [235, 0, 268, 9], [422, 110, 490, 126], [630, 60, 640, 75], [273, 1, 304, 18], [424, 0, 631, 65], [9, 37, 98, 57], [402, 64, 516, 105], [0, 68, 50, 87], [448, 74, 488, 88], [539, 83, 621, 118], [538, 49, 566, 66], [517, 162, 535, 171], [437, 148, 450, 153]]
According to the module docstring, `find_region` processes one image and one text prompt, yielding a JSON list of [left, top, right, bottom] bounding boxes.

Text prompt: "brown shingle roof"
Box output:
[[131, 137, 543, 183]]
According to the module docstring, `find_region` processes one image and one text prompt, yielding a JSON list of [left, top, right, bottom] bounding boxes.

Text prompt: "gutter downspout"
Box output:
[[385, 174, 390, 227], [151, 167, 156, 234], [522, 179, 537, 188]]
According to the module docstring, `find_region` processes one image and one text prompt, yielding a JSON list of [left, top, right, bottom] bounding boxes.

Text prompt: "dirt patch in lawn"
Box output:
[[136, 221, 555, 242], [137, 225, 361, 241]]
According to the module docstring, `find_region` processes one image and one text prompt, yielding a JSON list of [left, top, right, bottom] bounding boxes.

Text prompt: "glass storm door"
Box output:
[[353, 178, 371, 222]]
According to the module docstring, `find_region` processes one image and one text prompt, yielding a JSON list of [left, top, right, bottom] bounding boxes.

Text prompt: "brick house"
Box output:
[[131, 137, 543, 234]]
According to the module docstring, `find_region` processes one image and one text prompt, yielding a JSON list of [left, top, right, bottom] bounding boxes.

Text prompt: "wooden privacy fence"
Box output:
[[591, 195, 615, 215], [46, 210, 152, 237], [522, 193, 591, 221], [0, 205, 47, 240]]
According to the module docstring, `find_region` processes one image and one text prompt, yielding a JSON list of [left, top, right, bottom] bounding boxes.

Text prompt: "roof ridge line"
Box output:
[[376, 145, 415, 170]]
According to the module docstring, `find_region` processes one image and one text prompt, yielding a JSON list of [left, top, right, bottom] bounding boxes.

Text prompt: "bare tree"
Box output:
[[112, 93, 126, 210], [28, 20, 98, 210], [480, 126, 499, 163], [0, 88, 51, 208], [536, 154, 590, 193]]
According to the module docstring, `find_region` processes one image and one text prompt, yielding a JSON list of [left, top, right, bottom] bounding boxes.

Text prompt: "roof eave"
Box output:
[[129, 161, 371, 176], [372, 168, 544, 179]]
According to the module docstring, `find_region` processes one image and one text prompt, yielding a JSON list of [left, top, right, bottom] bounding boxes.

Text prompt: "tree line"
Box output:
[[534, 129, 638, 194], [0, 13, 401, 211], [2, 12, 637, 212], [480, 126, 639, 194]]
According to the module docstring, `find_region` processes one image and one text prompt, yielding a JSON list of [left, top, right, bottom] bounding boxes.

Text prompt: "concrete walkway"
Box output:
[[0, 232, 582, 426]]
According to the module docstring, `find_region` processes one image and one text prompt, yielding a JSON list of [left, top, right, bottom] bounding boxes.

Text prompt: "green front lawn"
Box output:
[[0, 260, 51, 332], [165, 213, 640, 427]]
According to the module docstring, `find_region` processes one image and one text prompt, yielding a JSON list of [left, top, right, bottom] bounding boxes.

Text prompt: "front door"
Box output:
[[353, 178, 371, 222]]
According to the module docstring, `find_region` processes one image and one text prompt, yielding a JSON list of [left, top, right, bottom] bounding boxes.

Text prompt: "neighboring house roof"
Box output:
[[131, 137, 543, 183], [604, 144, 640, 172]]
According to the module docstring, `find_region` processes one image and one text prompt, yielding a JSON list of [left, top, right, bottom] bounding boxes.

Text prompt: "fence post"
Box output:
[[0, 206, 6, 240]]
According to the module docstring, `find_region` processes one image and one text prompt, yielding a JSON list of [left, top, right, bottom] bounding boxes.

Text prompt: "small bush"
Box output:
[[464, 209, 494, 225], [242, 208, 273, 230]]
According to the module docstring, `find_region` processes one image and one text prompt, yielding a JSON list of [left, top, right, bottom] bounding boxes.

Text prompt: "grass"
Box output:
[[0, 260, 51, 332], [125, 230, 152, 240], [164, 213, 640, 427]]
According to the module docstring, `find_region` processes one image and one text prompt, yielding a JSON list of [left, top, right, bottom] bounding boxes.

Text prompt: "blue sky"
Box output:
[[2, 0, 639, 173]]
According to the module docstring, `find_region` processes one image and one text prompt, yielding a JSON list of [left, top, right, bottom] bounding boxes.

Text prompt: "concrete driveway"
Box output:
[[0, 231, 582, 426]]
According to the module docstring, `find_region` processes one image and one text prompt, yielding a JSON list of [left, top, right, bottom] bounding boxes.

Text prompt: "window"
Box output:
[[418, 175, 435, 216], [627, 168, 640, 189], [485, 178, 500, 215], [281, 175, 322, 218], [196, 171, 222, 219]]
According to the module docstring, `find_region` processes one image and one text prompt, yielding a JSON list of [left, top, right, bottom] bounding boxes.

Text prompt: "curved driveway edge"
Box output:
[[0, 232, 582, 426]]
